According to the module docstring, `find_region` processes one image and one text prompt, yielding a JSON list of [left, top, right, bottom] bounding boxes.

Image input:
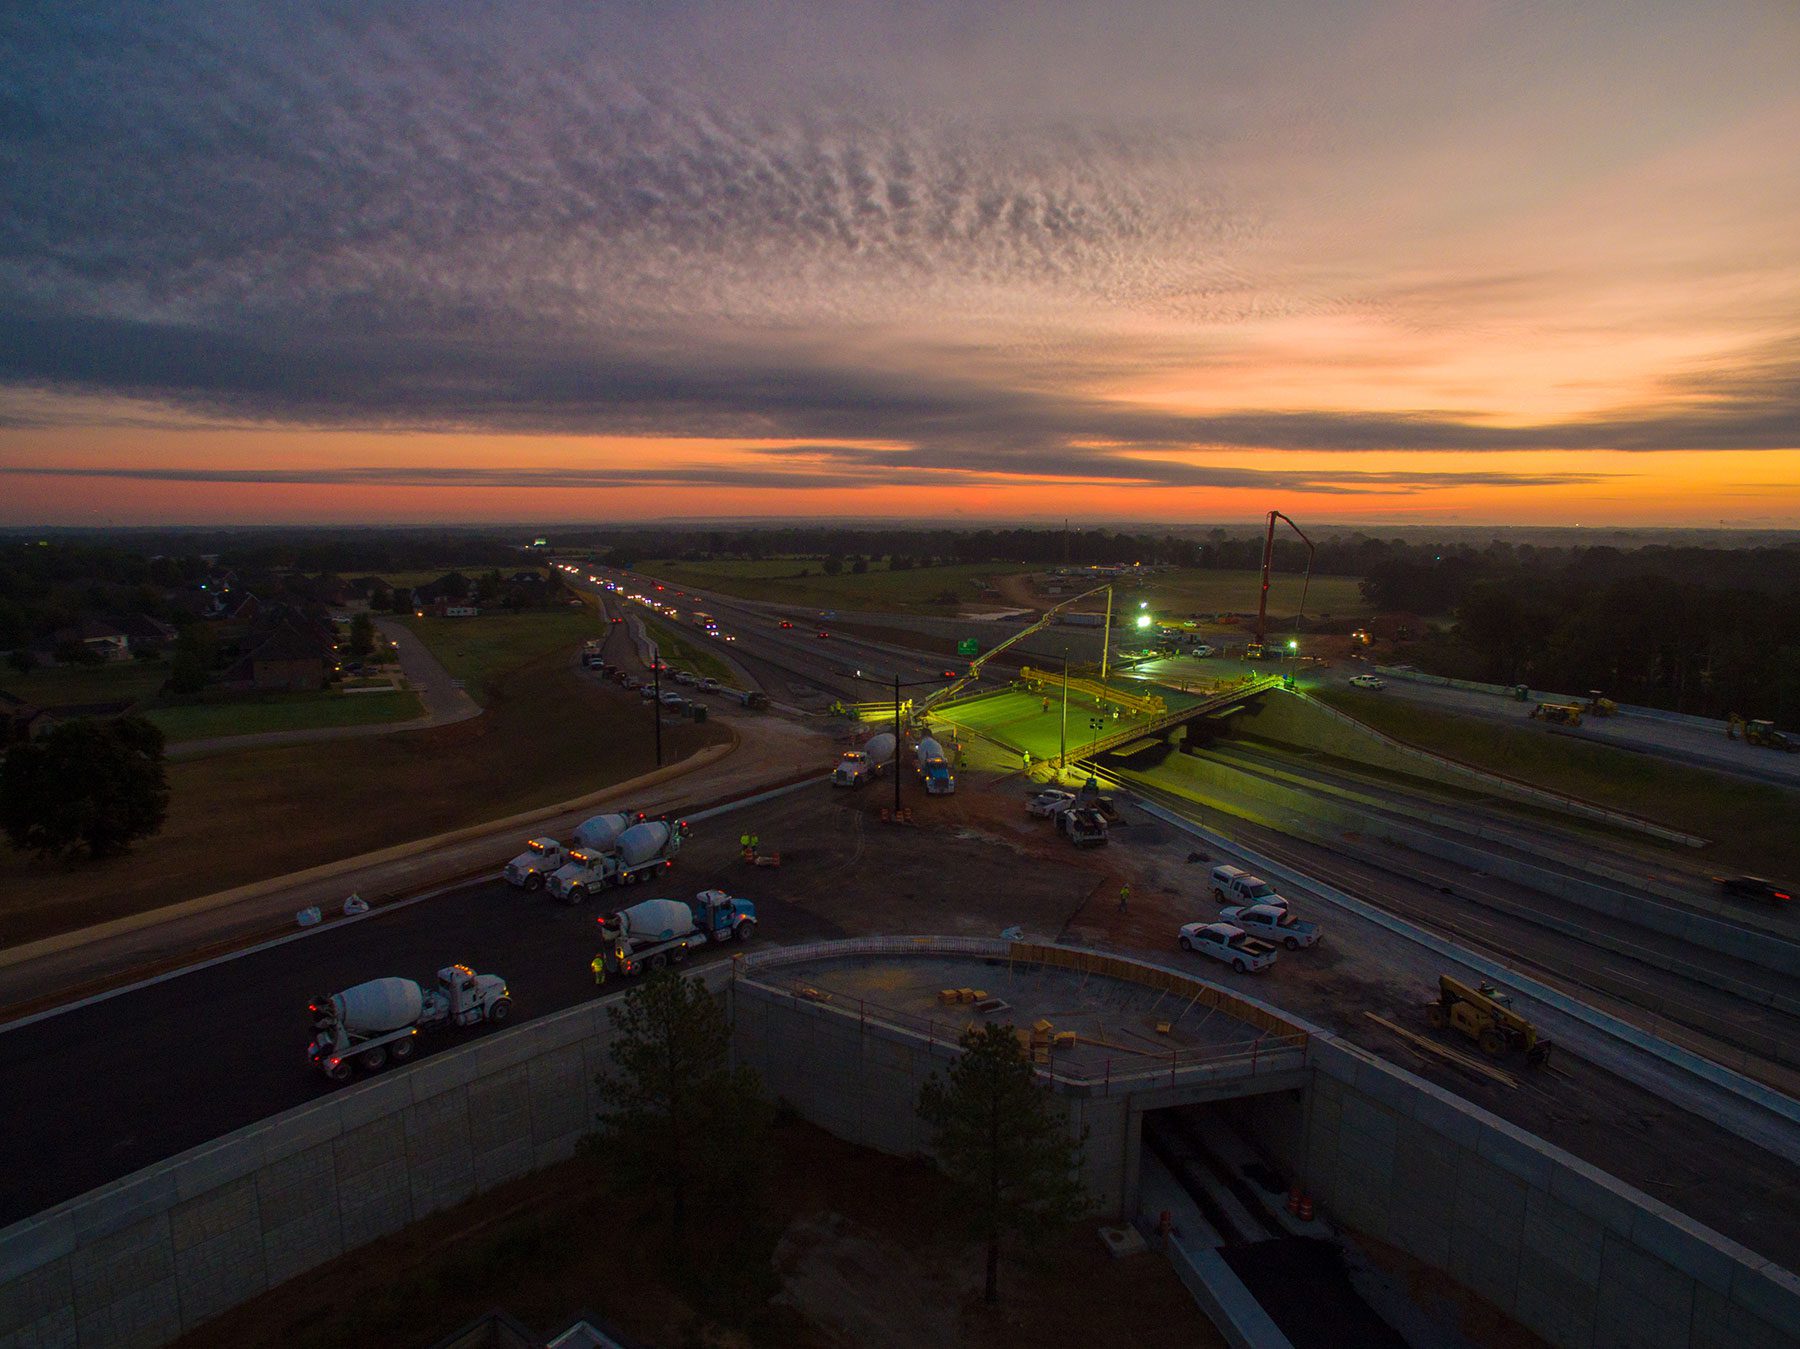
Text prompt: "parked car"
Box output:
[[1026, 789, 1077, 818], [659, 691, 686, 708], [673, 671, 697, 685], [640, 686, 658, 700], [1219, 903, 1321, 950], [1349, 674, 1386, 690], [1177, 922, 1277, 974], [698, 677, 722, 692], [1191, 644, 1215, 657]]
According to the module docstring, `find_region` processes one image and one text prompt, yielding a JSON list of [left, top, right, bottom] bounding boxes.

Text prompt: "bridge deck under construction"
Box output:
[[931, 673, 1283, 766]]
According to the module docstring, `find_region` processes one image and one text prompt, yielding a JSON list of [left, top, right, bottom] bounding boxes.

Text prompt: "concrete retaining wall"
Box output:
[[0, 967, 730, 1349], [1230, 1036, 1800, 1349], [5, 942, 1798, 1349], [1371, 668, 1731, 735]]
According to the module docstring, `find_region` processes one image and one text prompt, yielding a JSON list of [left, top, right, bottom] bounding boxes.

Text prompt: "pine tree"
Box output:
[[917, 1023, 1090, 1304], [589, 970, 769, 1239]]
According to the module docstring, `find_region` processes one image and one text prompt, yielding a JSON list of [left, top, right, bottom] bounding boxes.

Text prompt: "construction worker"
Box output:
[[1022, 749, 1032, 769], [1118, 882, 1131, 913], [739, 831, 751, 849], [590, 953, 607, 987], [1042, 696, 1050, 713]]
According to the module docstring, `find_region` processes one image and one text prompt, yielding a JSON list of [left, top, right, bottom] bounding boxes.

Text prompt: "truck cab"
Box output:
[[833, 750, 873, 788], [546, 848, 614, 903], [1056, 806, 1109, 848], [432, 964, 510, 1026], [504, 837, 567, 890], [690, 888, 757, 943]]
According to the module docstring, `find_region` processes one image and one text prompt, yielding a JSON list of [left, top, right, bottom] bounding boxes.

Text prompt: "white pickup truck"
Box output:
[[1177, 922, 1277, 973], [1219, 903, 1321, 950], [1210, 865, 1290, 910]]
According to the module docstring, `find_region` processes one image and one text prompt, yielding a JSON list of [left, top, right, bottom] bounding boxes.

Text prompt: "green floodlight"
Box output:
[[1136, 614, 1152, 629], [1287, 639, 1299, 650], [1139, 600, 1148, 609]]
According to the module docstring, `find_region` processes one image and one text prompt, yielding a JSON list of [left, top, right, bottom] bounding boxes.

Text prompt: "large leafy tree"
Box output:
[[1, 715, 170, 859], [590, 969, 770, 1239], [917, 1023, 1090, 1305]]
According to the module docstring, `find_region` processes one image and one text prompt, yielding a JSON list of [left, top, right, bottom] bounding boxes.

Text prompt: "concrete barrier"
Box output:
[[1370, 667, 1733, 735]]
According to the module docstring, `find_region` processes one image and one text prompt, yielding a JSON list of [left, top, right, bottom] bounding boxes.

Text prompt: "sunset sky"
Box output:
[[2, 1, 1798, 527]]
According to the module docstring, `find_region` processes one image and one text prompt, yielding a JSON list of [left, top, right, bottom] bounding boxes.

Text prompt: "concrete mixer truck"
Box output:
[[832, 732, 896, 787], [915, 736, 955, 794], [504, 837, 570, 890], [545, 818, 689, 904], [307, 964, 511, 1082], [571, 811, 643, 852], [597, 890, 757, 976]]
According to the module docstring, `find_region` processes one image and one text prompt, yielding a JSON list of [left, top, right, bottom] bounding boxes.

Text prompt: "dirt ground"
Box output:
[[0, 650, 728, 946], [171, 1118, 1222, 1349]]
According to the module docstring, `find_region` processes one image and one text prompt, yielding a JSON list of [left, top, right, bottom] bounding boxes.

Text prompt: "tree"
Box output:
[[52, 639, 105, 667], [167, 624, 215, 696], [348, 612, 376, 662], [588, 970, 771, 1240], [0, 715, 170, 859], [822, 554, 844, 576], [917, 1023, 1089, 1305]]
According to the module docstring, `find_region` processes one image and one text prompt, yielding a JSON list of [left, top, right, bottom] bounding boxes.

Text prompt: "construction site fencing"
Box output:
[[732, 937, 1311, 1095]]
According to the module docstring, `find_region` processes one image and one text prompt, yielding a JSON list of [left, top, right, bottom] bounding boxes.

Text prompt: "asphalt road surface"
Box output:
[[0, 870, 838, 1226]]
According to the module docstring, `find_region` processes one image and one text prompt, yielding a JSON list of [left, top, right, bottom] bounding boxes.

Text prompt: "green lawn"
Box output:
[[144, 691, 424, 743], [640, 558, 1038, 614], [1312, 686, 1800, 879], [399, 609, 600, 704], [0, 660, 169, 708], [639, 614, 736, 685]]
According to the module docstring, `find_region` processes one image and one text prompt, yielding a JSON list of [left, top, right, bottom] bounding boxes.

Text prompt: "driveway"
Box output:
[[166, 618, 481, 759]]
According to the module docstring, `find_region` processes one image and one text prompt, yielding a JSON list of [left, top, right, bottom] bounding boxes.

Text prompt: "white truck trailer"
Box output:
[[546, 819, 688, 904], [307, 965, 511, 1082], [598, 891, 758, 976], [832, 732, 896, 787]]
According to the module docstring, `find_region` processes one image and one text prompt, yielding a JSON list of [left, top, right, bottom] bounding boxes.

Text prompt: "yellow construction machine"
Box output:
[[1584, 691, 1619, 717], [1426, 975, 1553, 1065], [1529, 702, 1583, 727], [1728, 715, 1798, 752]]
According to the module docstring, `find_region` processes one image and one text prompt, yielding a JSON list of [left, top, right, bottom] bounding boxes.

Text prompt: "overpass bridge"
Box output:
[[931, 672, 1285, 768]]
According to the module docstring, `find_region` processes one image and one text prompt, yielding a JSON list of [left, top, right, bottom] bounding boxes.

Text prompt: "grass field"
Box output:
[[0, 649, 728, 946], [639, 614, 736, 685], [0, 659, 169, 708], [400, 609, 599, 704], [641, 558, 1039, 614], [144, 690, 423, 743], [1313, 687, 1800, 879]]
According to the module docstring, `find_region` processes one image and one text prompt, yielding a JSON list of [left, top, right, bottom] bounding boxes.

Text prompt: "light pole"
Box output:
[[1059, 647, 1069, 769], [652, 654, 662, 766]]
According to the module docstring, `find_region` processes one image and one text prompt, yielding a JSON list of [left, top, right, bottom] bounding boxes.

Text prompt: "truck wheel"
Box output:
[[648, 953, 667, 972], [1232, 958, 1247, 973], [390, 1037, 416, 1061], [487, 998, 513, 1025], [1427, 1004, 1447, 1029], [735, 923, 753, 943], [525, 874, 543, 892], [1179, 936, 1193, 951], [1477, 1027, 1507, 1056], [1212, 888, 1225, 903], [359, 1046, 387, 1072], [325, 1060, 353, 1083], [1284, 937, 1300, 951], [566, 886, 586, 906]]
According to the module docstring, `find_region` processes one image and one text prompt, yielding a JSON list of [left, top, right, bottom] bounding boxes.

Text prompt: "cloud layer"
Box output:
[[2, 0, 1798, 509]]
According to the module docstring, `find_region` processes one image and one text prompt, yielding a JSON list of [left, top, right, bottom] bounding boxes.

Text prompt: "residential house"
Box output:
[[31, 618, 132, 665]]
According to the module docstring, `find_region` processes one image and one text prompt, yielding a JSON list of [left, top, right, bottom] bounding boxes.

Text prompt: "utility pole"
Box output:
[[1101, 586, 1113, 680], [893, 673, 903, 818], [652, 654, 662, 767], [1059, 647, 1069, 768]]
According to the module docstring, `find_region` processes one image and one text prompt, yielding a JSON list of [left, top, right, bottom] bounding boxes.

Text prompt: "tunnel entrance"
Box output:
[[1141, 1099, 1407, 1349]]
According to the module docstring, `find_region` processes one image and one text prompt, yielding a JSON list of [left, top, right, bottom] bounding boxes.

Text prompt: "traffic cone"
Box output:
[[1298, 1195, 1314, 1221], [1286, 1184, 1302, 1216]]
